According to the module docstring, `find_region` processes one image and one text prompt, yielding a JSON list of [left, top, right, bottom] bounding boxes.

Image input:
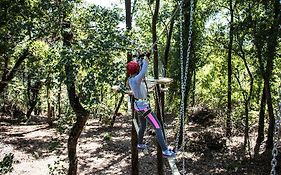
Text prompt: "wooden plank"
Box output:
[[167, 157, 181, 175]]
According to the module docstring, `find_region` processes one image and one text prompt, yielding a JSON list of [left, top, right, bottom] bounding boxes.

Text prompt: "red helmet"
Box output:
[[127, 61, 140, 75]]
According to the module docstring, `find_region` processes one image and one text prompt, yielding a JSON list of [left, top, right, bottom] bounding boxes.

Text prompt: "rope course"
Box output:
[[111, 0, 195, 174]]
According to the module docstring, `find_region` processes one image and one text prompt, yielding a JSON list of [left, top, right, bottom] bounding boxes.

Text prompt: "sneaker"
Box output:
[[162, 149, 176, 158], [137, 144, 148, 149]]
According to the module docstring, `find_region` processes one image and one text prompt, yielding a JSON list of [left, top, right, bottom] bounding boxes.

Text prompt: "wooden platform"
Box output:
[[167, 157, 181, 175], [111, 77, 173, 94]]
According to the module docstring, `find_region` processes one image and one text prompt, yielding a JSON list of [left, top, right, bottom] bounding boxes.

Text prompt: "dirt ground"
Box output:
[[0, 113, 280, 175]]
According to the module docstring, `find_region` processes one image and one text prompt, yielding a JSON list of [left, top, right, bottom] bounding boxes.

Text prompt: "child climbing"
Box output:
[[126, 51, 176, 158]]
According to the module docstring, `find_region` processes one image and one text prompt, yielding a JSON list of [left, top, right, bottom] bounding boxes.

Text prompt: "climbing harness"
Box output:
[[270, 83, 281, 175]]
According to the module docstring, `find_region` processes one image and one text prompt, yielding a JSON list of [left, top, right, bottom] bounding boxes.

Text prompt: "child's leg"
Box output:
[[137, 114, 147, 144], [143, 108, 168, 151]]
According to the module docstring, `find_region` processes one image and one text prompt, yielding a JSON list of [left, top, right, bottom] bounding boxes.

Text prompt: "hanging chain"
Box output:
[[175, 0, 194, 151], [175, 0, 184, 153], [175, 0, 194, 174], [270, 84, 281, 175]]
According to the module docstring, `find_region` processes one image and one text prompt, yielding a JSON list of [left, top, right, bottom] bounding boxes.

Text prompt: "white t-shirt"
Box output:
[[128, 59, 148, 99]]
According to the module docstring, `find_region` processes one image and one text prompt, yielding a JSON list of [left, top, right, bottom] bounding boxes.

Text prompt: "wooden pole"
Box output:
[[131, 96, 139, 175]]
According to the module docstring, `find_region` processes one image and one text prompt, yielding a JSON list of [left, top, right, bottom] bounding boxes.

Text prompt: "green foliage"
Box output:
[[103, 132, 112, 141], [48, 158, 67, 175], [0, 153, 14, 174], [59, 4, 127, 113], [56, 110, 76, 134], [48, 138, 63, 152]]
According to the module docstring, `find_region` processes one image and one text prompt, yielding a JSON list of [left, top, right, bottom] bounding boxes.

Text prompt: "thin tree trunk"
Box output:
[[57, 82, 62, 118], [3, 55, 9, 82], [124, 1, 139, 174], [226, 0, 234, 137], [125, 0, 132, 30], [130, 97, 138, 175], [62, 20, 90, 175], [65, 62, 90, 175], [152, 0, 164, 174], [111, 0, 133, 128], [26, 80, 44, 118], [160, 5, 176, 128], [47, 84, 53, 126], [265, 0, 280, 150], [254, 85, 266, 156], [27, 74, 31, 109], [264, 78, 274, 150], [162, 6, 176, 77], [236, 32, 253, 151], [191, 70, 196, 107], [111, 93, 124, 127]]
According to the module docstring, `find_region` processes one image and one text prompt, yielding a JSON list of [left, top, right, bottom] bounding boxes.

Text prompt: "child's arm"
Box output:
[[134, 53, 150, 84]]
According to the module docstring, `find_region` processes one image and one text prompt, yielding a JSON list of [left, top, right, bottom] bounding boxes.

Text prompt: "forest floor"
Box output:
[[0, 112, 280, 175]]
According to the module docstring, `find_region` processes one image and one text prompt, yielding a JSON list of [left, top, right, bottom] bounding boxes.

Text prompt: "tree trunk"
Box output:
[[111, 0, 133, 127], [27, 74, 31, 109], [111, 93, 124, 127], [265, 0, 280, 150], [0, 49, 29, 94], [57, 83, 62, 118], [162, 6, 176, 77], [125, 0, 132, 30], [65, 61, 90, 175], [236, 32, 253, 152], [124, 1, 139, 174], [130, 97, 138, 175], [254, 85, 266, 156], [226, 0, 234, 137], [152, 0, 164, 174], [191, 70, 196, 107], [2, 55, 9, 84], [47, 84, 53, 126], [62, 20, 90, 175], [26, 80, 44, 118], [177, 0, 195, 149]]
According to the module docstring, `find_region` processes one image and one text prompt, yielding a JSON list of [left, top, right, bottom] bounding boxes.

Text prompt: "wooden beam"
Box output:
[[167, 157, 180, 175]]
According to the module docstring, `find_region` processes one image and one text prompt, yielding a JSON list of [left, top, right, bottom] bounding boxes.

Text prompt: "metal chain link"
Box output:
[[175, 0, 194, 151], [271, 85, 281, 175], [175, 0, 194, 174]]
